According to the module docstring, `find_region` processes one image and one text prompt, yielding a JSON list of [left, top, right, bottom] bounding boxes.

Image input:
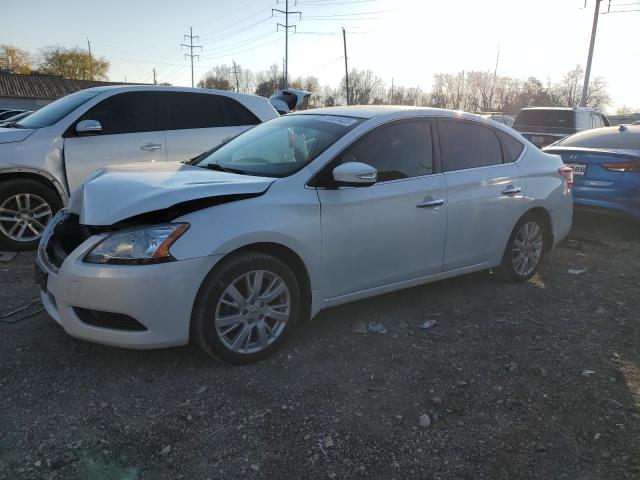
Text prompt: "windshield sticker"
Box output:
[[318, 116, 359, 127]]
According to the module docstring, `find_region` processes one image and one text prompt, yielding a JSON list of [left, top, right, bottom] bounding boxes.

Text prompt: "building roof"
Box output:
[[0, 72, 138, 100]]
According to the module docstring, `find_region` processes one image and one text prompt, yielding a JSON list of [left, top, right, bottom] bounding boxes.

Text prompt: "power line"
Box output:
[[199, 30, 278, 60], [303, 9, 393, 17], [181, 27, 203, 87]]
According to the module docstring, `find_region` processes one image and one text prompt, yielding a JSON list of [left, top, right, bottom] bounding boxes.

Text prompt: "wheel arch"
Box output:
[[192, 241, 313, 331], [228, 242, 312, 321], [0, 168, 67, 205]]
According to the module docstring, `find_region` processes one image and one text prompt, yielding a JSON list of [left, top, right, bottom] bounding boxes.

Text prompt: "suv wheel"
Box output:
[[0, 179, 62, 251], [495, 213, 547, 283], [192, 251, 301, 364]]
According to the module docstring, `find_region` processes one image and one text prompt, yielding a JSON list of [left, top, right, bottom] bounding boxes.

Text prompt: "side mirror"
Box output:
[[76, 119, 102, 136], [332, 161, 377, 187]]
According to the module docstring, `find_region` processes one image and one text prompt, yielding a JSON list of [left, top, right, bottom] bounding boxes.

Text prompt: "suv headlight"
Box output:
[[84, 223, 189, 265]]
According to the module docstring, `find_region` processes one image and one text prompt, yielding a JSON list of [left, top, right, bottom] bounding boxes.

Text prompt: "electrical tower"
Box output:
[[181, 27, 202, 88], [272, 0, 301, 89]]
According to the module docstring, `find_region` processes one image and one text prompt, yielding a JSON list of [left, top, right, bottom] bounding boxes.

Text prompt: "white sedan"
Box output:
[[36, 106, 573, 364]]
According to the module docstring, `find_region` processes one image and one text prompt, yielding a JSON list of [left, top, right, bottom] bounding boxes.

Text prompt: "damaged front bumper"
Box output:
[[36, 211, 220, 349]]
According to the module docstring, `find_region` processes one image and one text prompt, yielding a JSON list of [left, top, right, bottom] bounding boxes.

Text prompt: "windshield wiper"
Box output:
[[1, 122, 24, 129], [202, 163, 246, 175]]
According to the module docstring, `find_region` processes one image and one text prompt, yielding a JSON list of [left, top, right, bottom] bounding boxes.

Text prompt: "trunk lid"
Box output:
[[543, 146, 639, 184]]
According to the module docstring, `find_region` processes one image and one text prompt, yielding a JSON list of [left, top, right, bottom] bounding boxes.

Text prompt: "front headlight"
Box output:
[[84, 223, 189, 265]]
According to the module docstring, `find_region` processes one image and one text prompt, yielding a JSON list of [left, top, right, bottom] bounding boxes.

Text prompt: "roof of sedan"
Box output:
[[292, 105, 475, 120]]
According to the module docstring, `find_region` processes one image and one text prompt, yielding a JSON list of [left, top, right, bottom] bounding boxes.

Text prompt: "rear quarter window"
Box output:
[[496, 130, 525, 161]]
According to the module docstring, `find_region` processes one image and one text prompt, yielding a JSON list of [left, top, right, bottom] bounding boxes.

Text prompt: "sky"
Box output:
[[4, 0, 639, 112]]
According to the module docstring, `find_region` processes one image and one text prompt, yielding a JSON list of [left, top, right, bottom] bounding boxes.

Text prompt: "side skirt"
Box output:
[[323, 261, 494, 310]]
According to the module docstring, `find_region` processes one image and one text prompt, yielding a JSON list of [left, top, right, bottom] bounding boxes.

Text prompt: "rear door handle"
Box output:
[[141, 144, 163, 151], [416, 198, 444, 208], [501, 186, 522, 195]]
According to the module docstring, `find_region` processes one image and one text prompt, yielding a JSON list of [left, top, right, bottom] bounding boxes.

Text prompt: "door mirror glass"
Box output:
[[332, 161, 377, 186], [76, 119, 102, 136]]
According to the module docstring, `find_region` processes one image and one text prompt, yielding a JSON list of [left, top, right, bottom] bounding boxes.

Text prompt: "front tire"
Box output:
[[495, 213, 547, 283], [0, 179, 62, 251], [192, 251, 301, 364]]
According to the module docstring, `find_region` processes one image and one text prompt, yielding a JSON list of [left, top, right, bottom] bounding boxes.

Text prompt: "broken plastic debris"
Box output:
[[419, 320, 437, 329], [582, 369, 596, 376], [419, 414, 431, 428], [568, 268, 588, 275], [368, 322, 387, 334]]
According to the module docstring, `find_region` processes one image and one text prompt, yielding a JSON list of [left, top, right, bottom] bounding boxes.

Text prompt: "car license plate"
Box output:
[[531, 135, 545, 145], [34, 265, 48, 292], [565, 162, 587, 176]]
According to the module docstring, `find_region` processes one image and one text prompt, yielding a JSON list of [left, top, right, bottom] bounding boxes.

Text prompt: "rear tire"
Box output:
[[191, 251, 301, 365], [495, 213, 547, 283], [0, 179, 62, 251]]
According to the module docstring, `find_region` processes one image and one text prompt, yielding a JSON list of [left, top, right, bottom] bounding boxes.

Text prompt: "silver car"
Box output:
[[36, 106, 573, 364]]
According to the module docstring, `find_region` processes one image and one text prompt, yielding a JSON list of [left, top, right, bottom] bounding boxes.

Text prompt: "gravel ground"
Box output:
[[1, 212, 639, 480]]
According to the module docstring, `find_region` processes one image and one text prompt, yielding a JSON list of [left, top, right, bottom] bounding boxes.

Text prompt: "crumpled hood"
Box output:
[[0, 127, 36, 144], [69, 161, 276, 225]]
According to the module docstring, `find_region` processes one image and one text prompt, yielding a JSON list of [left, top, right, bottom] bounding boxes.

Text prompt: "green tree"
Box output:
[[38, 45, 109, 80], [0, 44, 32, 74]]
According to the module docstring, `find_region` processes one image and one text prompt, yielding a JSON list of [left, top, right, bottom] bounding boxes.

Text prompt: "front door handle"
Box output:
[[140, 144, 163, 151], [501, 185, 522, 195], [416, 198, 444, 208]]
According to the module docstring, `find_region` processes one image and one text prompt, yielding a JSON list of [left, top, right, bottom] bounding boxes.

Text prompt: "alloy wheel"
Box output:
[[0, 193, 52, 242], [215, 270, 291, 354], [511, 221, 544, 277]]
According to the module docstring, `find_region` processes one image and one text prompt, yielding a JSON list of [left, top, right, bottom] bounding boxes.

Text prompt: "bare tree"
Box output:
[[340, 69, 384, 105]]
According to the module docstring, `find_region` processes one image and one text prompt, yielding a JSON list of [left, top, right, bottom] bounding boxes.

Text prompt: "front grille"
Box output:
[[45, 213, 94, 269], [73, 307, 147, 331]]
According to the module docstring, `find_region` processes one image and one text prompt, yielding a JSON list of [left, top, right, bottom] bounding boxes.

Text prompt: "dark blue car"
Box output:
[[544, 125, 640, 219]]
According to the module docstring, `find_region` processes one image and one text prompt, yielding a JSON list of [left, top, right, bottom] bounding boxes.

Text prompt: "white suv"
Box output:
[[0, 86, 279, 250]]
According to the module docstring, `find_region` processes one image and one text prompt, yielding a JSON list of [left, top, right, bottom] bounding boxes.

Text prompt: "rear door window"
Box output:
[[165, 92, 260, 130], [78, 91, 161, 135], [438, 120, 504, 171]]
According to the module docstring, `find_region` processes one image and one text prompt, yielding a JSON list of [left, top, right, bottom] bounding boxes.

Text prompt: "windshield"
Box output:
[[18, 90, 101, 129], [555, 128, 640, 151], [514, 110, 575, 128], [195, 114, 364, 177]]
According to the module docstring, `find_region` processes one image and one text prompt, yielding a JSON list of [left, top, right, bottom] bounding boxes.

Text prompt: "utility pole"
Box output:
[[87, 38, 93, 80], [342, 27, 349, 105], [488, 46, 500, 111], [273, 1, 301, 89], [580, 0, 601, 107], [390, 77, 394, 104], [232, 60, 240, 92], [153, 68, 157, 85], [181, 27, 202, 88]]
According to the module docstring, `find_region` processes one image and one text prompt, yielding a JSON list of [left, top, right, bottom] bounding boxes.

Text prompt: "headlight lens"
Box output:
[[84, 223, 189, 264]]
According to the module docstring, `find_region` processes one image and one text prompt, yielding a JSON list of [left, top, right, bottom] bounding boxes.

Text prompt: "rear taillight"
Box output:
[[601, 160, 640, 173], [558, 166, 574, 191]]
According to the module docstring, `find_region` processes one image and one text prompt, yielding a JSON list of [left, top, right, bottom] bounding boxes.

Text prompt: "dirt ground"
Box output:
[[0, 211, 639, 480]]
